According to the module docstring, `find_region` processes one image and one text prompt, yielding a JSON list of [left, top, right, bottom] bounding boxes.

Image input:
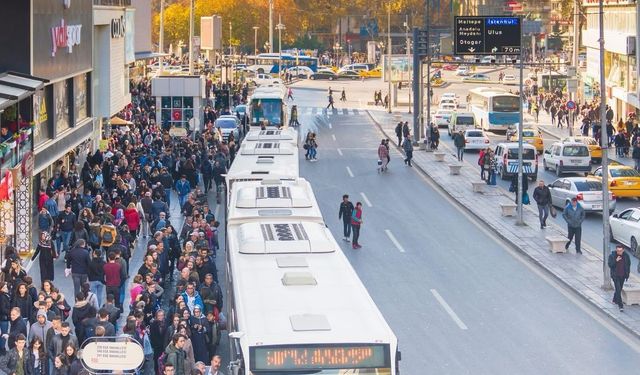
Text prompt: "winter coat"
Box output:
[[562, 202, 585, 228], [0, 347, 32, 375], [164, 343, 186, 375], [608, 251, 631, 279], [402, 138, 413, 153], [124, 208, 140, 231], [65, 245, 90, 275], [532, 186, 552, 206], [71, 300, 96, 343]]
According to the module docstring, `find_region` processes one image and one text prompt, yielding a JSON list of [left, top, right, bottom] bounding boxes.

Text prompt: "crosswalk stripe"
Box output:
[[298, 107, 365, 116]]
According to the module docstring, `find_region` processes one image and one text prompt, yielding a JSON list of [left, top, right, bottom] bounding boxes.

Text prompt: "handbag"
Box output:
[[550, 204, 557, 218], [522, 192, 530, 205]]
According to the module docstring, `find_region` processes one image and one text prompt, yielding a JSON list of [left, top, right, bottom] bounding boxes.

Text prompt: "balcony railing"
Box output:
[[94, 0, 131, 7]]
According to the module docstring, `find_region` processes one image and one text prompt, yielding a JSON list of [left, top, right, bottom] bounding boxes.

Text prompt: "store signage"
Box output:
[[51, 19, 83, 56], [583, 0, 634, 5], [81, 340, 144, 372], [454, 16, 521, 55], [111, 16, 126, 38]]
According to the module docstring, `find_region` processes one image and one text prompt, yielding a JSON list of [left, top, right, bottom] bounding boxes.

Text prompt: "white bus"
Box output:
[[244, 128, 299, 146], [226, 218, 400, 375], [246, 53, 320, 74], [238, 140, 297, 156], [249, 84, 288, 128], [468, 87, 520, 132]]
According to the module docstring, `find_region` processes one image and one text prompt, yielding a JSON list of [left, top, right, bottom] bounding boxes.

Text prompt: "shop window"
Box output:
[[74, 73, 88, 123], [54, 80, 71, 134], [33, 89, 51, 146]]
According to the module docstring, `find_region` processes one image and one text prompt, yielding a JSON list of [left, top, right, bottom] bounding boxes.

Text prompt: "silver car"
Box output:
[[214, 115, 240, 141], [548, 177, 616, 213]]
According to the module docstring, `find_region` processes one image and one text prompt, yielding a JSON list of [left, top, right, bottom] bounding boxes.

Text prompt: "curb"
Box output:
[[366, 109, 640, 340]]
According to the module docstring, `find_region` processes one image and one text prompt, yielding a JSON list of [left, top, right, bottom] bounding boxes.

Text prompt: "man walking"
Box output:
[[402, 135, 414, 167], [65, 239, 90, 296], [562, 197, 585, 254], [532, 180, 551, 229], [395, 122, 403, 146], [338, 195, 354, 242], [175, 175, 191, 210], [453, 130, 465, 161], [608, 244, 631, 312], [327, 92, 335, 110]]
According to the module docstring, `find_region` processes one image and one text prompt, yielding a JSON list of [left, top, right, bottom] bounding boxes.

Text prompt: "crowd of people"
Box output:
[[13, 76, 242, 375]]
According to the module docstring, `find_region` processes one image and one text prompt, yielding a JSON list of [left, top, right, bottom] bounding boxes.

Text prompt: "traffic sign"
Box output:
[[566, 100, 576, 110], [414, 29, 429, 58], [454, 16, 522, 55]]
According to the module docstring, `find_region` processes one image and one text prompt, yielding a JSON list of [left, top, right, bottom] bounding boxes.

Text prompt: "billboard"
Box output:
[[200, 15, 222, 50], [32, 0, 93, 81], [382, 55, 412, 82]]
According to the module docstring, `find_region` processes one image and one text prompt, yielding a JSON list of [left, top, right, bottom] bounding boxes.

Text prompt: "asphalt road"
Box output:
[[293, 86, 640, 374]]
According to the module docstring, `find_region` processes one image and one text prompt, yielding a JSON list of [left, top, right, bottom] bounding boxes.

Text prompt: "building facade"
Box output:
[[582, 0, 638, 119]]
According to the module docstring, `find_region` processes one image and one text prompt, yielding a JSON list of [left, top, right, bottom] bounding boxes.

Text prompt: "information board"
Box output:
[[454, 16, 521, 55]]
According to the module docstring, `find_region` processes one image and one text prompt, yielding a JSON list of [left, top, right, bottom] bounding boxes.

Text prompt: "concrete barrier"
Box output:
[[471, 181, 485, 193], [622, 284, 640, 305], [499, 203, 517, 217], [434, 152, 445, 162], [448, 164, 462, 175], [546, 236, 568, 253]]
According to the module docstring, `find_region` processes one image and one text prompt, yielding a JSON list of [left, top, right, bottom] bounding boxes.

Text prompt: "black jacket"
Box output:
[[608, 251, 631, 279], [532, 186, 551, 206], [71, 301, 96, 343], [65, 246, 90, 275], [8, 317, 27, 349], [1, 347, 32, 375], [0, 292, 11, 320], [338, 201, 354, 222], [87, 256, 105, 283]]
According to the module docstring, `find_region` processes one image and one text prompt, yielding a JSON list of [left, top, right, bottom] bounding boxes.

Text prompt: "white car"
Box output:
[[286, 66, 314, 78], [548, 177, 616, 213], [543, 142, 592, 176], [215, 115, 240, 141], [439, 103, 456, 112], [462, 129, 490, 151], [455, 67, 469, 76], [610, 208, 640, 254], [433, 109, 453, 128], [439, 98, 457, 108], [441, 93, 458, 104], [504, 74, 516, 81]]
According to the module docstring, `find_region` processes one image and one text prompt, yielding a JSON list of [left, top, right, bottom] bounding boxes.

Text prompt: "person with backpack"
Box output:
[[99, 220, 118, 250], [163, 334, 187, 375]]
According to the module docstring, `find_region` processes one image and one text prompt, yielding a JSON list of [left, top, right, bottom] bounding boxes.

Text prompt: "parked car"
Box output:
[[310, 70, 338, 80], [494, 142, 538, 181], [543, 142, 591, 176], [593, 165, 640, 198], [337, 70, 361, 80], [548, 177, 616, 213], [214, 115, 240, 141], [455, 67, 470, 76], [503, 74, 516, 81], [462, 73, 491, 83], [610, 208, 640, 254], [286, 66, 314, 78], [462, 129, 490, 151], [511, 128, 544, 153]]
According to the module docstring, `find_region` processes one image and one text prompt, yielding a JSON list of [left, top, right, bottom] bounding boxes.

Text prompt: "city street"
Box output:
[[291, 84, 640, 373]]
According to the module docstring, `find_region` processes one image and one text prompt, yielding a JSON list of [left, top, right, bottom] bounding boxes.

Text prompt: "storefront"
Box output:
[[93, 5, 135, 139], [0, 73, 46, 255], [152, 76, 205, 132]]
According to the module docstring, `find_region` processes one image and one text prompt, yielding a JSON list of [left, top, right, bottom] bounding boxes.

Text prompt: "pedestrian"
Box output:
[[377, 139, 389, 172], [453, 130, 465, 161], [175, 175, 191, 210], [340, 88, 346, 101], [56, 205, 76, 256], [287, 87, 293, 101], [64, 239, 90, 297], [395, 122, 403, 146], [306, 133, 318, 161], [478, 148, 489, 180], [338, 195, 354, 242], [509, 173, 529, 204], [103, 253, 122, 310], [31, 232, 56, 283], [562, 197, 585, 254], [402, 122, 410, 140], [532, 180, 552, 229], [87, 249, 105, 308], [351, 202, 363, 249], [608, 244, 631, 312], [326, 92, 335, 109], [165, 334, 187, 375], [402, 135, 413, 167], [0, 333, 30, 375]]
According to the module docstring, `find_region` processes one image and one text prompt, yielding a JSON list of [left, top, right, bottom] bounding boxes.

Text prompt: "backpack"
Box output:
[[101, 225, 116, 245], [157, 352, 167, 375]]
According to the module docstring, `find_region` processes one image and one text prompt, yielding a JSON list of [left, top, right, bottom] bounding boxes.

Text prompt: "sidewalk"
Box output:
[[367, 109, 640, 338]]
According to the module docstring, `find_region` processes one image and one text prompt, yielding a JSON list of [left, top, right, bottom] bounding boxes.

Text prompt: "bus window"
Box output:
[[492, 96, 519, 112]]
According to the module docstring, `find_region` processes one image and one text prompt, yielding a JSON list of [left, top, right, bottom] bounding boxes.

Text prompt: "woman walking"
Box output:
[[31, 232, 56, 282], [377, 139, 389, 172], [351, 202, 363, 249]]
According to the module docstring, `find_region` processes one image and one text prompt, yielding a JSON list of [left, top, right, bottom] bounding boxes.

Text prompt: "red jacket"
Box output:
[[38, 193, 48, 212], [103, 262, 121, 287], [124, 208, 140, 231]]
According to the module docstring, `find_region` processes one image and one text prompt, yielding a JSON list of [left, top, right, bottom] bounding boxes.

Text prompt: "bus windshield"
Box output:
[[492, 96, 519, 112], [251, 99, 283, 126]]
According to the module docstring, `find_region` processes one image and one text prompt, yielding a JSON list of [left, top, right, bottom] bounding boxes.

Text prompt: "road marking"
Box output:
[[384, 229, 406, 253], [328, 122, 333, 129], [215, 204, 220, 219], [346, 166, 354, 178], [430, 289, 469, 330], [332, 134, 336, 141], [360, 192, 372, 207], [337, 148, 343, 156]]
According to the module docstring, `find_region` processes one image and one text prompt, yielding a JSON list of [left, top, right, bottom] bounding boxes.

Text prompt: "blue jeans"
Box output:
[[72, 273, 88, 297], [343, 220, 352, 238], [90, 281, 105, 308], [60, 231, 72, 254], [309, 147, 317, 159], [164, 188, 172, 208], [179, 194, 188, 209]]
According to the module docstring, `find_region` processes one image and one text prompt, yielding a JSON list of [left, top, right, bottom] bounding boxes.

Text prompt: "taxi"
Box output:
[[593, 165, 640, 198], [359, 66, 382, 78], [561, 136, 602, 163], [512, 128, 544, 152]]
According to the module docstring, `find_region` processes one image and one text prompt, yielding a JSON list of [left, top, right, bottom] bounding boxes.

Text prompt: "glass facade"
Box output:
[[161, 96, 194, 128], [74, 73, 88, 123], [54, 79, 71, 134]]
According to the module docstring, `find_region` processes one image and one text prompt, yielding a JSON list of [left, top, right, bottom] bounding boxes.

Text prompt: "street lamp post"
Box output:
[[387, 3, 392, 114], [276, 15, 285, 78], [229, 22, 233, 56], [404, 15, 411, 114], [334, 43, 342, 67], [159, 0, 165, 73], [253, 26, 259, 55]]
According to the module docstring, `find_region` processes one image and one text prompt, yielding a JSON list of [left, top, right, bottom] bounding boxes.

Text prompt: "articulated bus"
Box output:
[[468, 87, 520, 132], [246, 53, 319, 74], [225, 183, 400, 374]]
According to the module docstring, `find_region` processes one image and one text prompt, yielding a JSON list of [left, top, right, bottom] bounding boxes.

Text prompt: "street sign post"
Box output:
[[454, 16, 522, 55], [415, 29, 429, 58], [566, 100, 576, 110]]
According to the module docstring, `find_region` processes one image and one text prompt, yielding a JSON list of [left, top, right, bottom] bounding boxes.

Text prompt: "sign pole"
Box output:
[[517, 18, 524, 226], [412, 27, 421, 145], [599, 0, 612, 290]]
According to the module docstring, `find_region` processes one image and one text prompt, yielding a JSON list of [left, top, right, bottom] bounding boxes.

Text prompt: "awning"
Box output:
[[135, 51, 171, 61], [110, 116, 133, 125], [0, 72, 47, 111]]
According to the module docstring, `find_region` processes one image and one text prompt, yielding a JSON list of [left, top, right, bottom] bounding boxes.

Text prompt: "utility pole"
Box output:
[[277, 15, 285, 77], [425, 0, 432, 140], [405, 14, 411, 114], [269, 0, 274, 53], [570, 0, 580, 136], [188, 0, 194, 74], [253, 26, 259, 55], [516, 19, 525, 225], [599, 0, 612, 290], [387, 4, 392, 113]]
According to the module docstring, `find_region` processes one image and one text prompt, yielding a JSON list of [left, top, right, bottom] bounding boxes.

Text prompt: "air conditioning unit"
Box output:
[[627, 36, 636, 55]]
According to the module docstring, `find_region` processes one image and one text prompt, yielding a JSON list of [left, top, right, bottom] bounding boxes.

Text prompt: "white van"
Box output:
[[494, 142, 539, 181], [338, 64, 370, 73], [543, 142, 591, 176], [448, 112, 476, 136]]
